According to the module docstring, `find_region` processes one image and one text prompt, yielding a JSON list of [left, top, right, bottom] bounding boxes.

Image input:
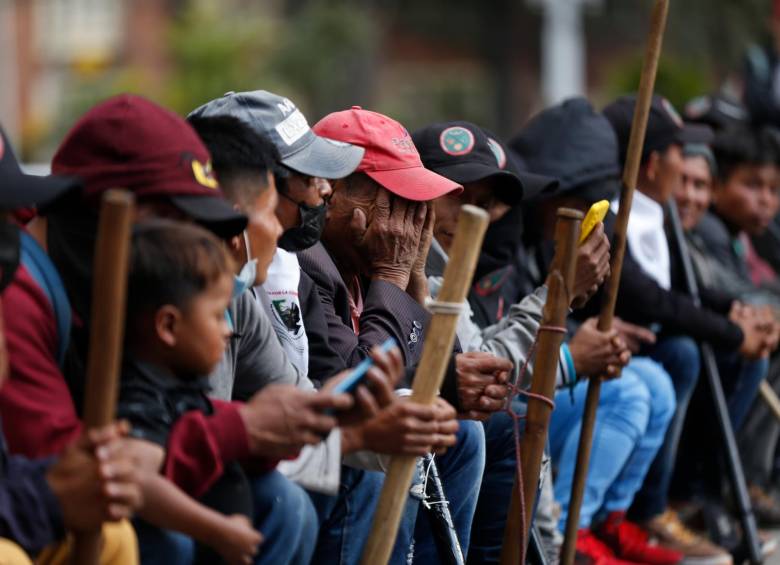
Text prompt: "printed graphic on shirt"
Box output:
[[271, 298, 303, 335]]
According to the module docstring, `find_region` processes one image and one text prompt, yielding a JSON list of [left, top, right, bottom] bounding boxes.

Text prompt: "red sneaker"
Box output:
[[575, 528, 642, 565], [595, 512, 683, 565]]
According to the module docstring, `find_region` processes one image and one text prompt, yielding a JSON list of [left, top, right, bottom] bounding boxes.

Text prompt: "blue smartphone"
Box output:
[[331, 337, 397, 395]]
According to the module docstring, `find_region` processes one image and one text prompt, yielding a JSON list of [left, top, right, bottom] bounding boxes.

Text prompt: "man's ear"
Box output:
[[227, 233, 244, 262], [644, 151, 661, 183], [154, 305, 182, 348]]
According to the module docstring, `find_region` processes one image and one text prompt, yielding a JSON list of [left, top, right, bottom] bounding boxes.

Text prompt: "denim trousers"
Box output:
[[630, 336, 701, 521], [671, 351, 768, 498], [306, 420, 486, 565], [552, 356, 676, 530], [135, 470, 319, 565]]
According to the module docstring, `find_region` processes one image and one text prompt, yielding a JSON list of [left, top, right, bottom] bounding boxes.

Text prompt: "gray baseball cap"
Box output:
[[189, 90, 365, 179]]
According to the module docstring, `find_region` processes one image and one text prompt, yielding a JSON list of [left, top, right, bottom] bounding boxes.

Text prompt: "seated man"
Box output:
[[186, 102, 454, 564], [674, 132, 780, 526], [578, 93, 772, 561], [0, 127, 140, 564], [512, 98, 680, 565], [413, 119, 620, 563], [302, 106, 511, 562]]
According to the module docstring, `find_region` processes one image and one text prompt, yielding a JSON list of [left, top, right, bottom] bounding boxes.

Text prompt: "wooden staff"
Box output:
[[499, 208, 582, 565], [760, 380, 780, 423], [560, 1, 671, 562], [360, 204, 489, 565], [72, 190, 135, 565]]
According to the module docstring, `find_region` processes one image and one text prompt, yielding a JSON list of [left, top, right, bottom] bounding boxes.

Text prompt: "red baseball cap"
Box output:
[[52, 94, 247, 238], [312, 106, 462, 201]]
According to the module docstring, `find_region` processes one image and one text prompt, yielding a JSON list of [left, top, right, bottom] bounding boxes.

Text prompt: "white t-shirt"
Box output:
[[261, 248, 309, 377], [613, 190, 671, 290]]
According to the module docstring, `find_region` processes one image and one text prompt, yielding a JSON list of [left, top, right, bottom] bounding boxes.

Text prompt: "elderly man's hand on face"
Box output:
[[351, 188, 428, 290], [406, 206, 436, 304], [571, 222, 611, 308], [455, 351, 513, 420]]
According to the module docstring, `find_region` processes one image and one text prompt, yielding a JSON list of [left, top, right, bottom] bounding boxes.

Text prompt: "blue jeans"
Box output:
[[412, 419, 486, 563], [551, 357, 675, 529], [135, 470, 318, 565], [671, 351, 768, 498], [467, 398, 528, 564], [630, 336, 701, 521], [308, 465, 418, 565], [307, 421, 485, 564], [718, 353, 768, 431]]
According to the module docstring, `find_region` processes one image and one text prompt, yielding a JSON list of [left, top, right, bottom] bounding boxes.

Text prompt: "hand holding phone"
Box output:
[[331, 337, 397, 395]]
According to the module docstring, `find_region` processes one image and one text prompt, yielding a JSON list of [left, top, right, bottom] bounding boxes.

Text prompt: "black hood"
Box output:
[[509, 97, 621, 199]]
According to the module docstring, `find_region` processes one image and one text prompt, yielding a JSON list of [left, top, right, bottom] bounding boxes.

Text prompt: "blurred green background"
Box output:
[[0, 0, 774, 161]]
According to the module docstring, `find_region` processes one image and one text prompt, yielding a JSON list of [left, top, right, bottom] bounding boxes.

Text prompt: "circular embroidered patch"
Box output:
[[440, 126, 475, 156], [486, 138, 507, 169]]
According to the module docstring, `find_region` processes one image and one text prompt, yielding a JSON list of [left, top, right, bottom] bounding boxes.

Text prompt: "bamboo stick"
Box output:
[[499, 208, 582, 565], [360, 204, 490, 565], [560, 2, 671, 562], [72, 190, 135, 565]]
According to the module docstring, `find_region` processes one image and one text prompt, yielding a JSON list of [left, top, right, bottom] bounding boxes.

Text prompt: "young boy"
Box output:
[[119, 219, 263, 564], [676, 130, 780, 527]]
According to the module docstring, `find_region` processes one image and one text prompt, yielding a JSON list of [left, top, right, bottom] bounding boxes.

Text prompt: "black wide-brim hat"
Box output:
[[0, 127, 80, 210]]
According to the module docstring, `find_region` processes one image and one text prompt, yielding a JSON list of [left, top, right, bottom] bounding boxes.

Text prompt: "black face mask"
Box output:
[[277, 195, 327, 252], [0, 221, 20, 293]]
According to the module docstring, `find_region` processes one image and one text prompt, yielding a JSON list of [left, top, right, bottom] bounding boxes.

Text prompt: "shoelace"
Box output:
[[659, 510, 700, 545], [750, 485, 777, 508]]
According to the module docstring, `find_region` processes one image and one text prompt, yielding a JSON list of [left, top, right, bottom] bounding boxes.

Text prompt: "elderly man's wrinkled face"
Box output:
[[322, 173, 382, 269]]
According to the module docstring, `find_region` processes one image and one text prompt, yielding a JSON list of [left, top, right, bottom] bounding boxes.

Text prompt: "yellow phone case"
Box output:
[[579, 200, 610, 243]]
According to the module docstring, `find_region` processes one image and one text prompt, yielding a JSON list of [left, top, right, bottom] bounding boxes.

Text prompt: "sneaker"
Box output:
[[595, 512, 683, 565], [749, 484, 780, 527], [759, 530, 778, 558], [643, 510, 733, 565], [574, 528, 642, 565]]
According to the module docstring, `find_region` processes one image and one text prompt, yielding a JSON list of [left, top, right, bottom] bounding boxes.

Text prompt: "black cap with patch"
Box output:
[[603, 94, 714, 164], [412, 121, 525, 204]]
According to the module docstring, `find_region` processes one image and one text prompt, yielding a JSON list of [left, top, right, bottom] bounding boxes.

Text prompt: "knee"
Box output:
[[0, 539, 32, 565], [101, 520, 140, 564], [252, 471, 319, 538], [663, 336, 701, 384], [455, 419, 487, 464], [631, 357, 677, 422], [745, 357, 770, 388], [601, 371, 651, 439]]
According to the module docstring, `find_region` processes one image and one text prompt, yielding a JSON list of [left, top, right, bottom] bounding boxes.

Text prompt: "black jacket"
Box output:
[[574, 211, 743, 350], [298, 242, 461, 407]]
